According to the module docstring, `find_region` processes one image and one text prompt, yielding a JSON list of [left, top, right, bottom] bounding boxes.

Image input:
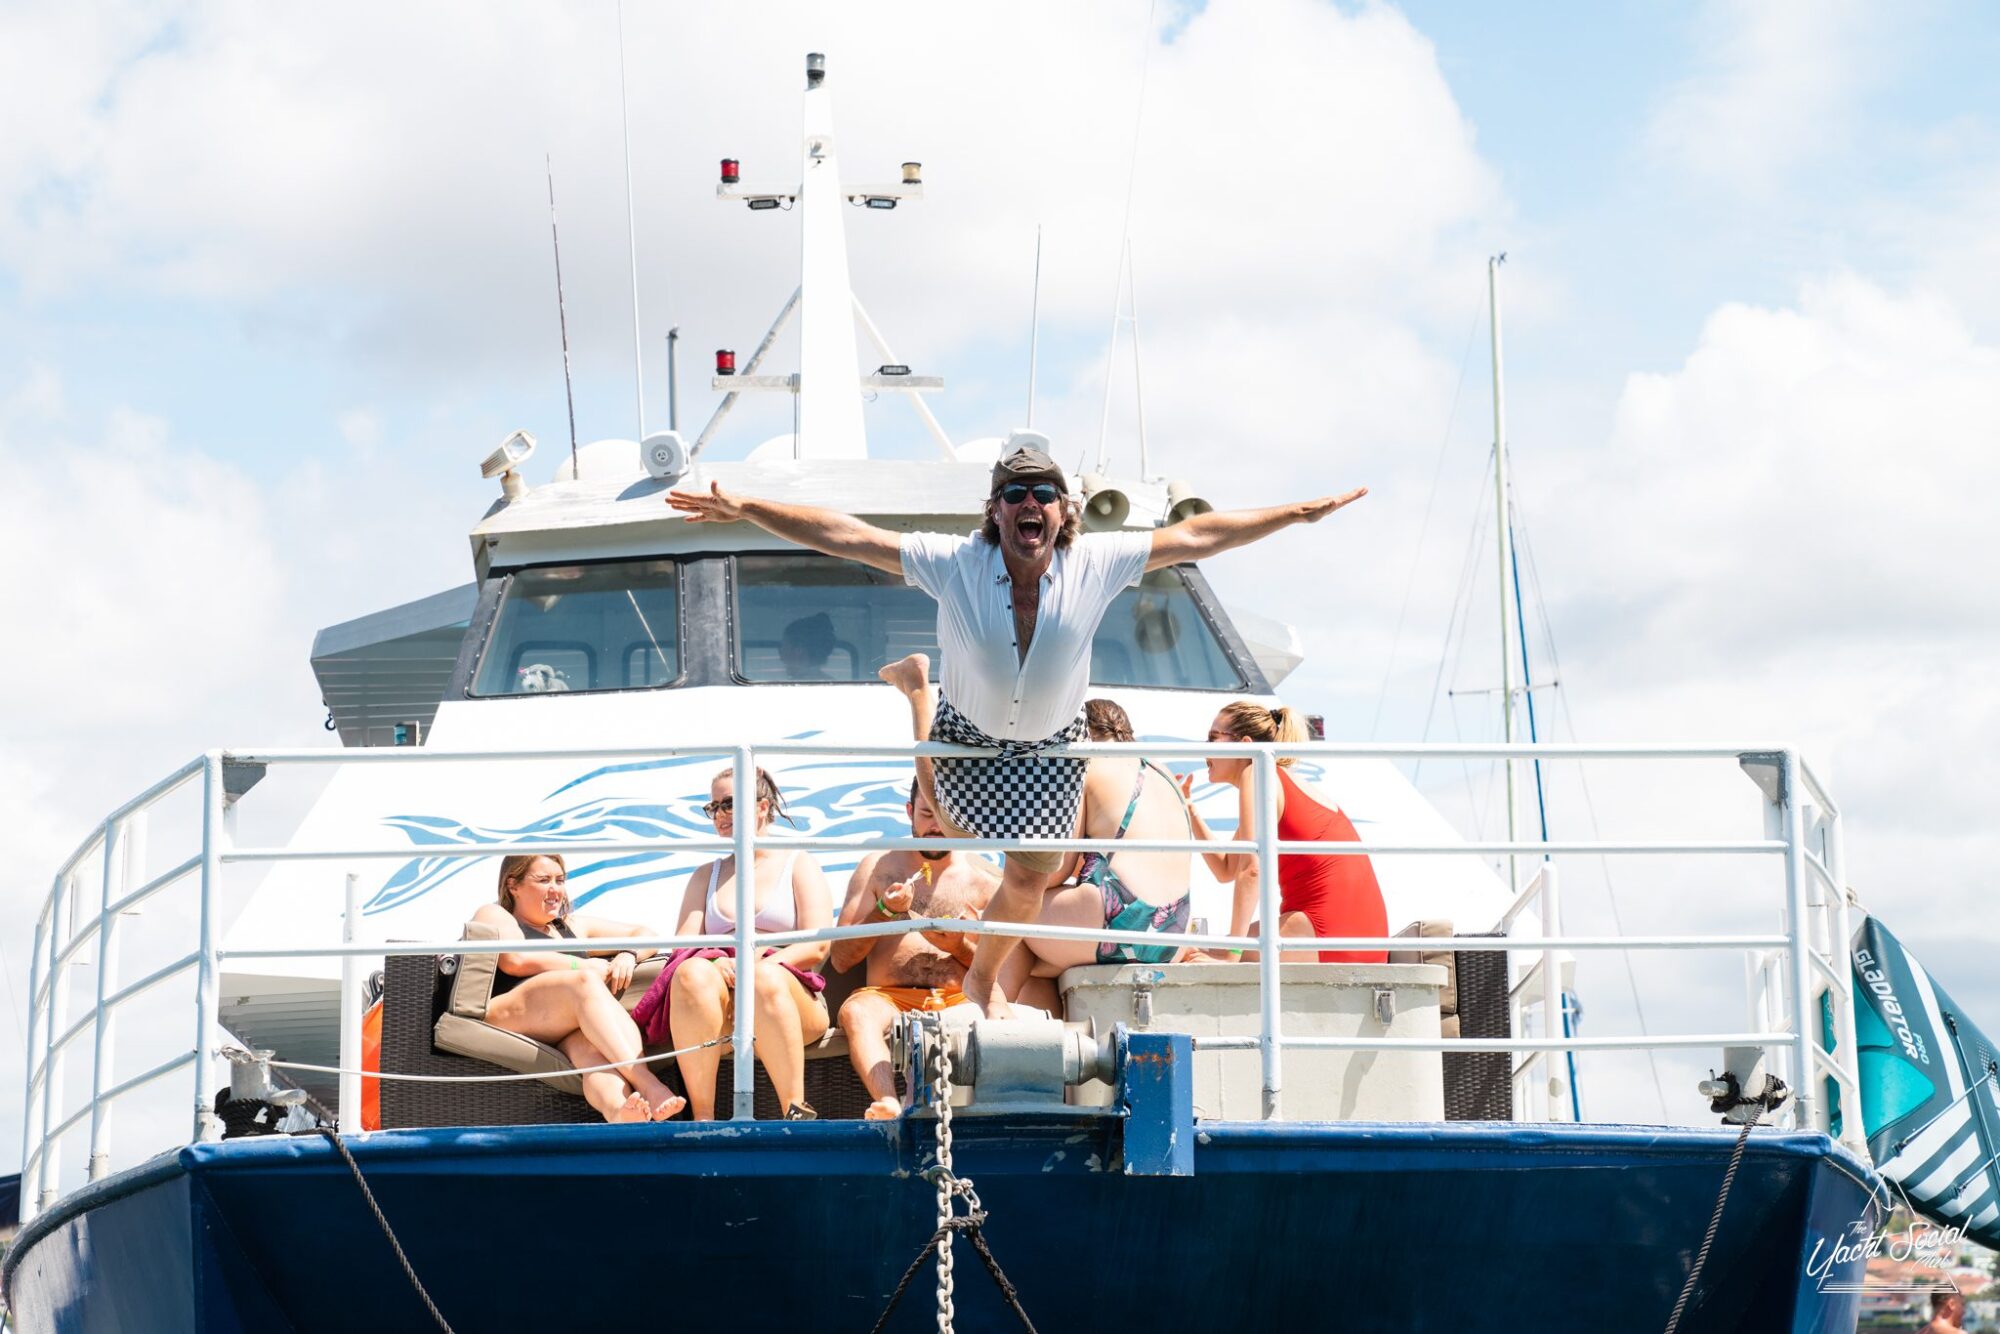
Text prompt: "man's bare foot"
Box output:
[[649, 1091, 687, 1121], [864, 1095, 903, 1121], [608, 1092, 650, 1123], [878, 653, 929, 696]]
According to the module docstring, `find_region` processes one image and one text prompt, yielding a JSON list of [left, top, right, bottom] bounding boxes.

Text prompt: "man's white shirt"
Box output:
[[900, 529, 1152, 741]]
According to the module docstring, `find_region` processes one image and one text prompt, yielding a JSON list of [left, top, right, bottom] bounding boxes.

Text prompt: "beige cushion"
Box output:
[[447, 919, 508, 1019], [451, 918, 668, 1018], [1391, 919, 1459, 1017], [434, 1012, 585, 1098], [438, 922, 848, 1100]]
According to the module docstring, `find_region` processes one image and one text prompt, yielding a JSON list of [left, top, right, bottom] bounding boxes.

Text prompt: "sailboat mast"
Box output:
[[1488, 254, 1520, 891]]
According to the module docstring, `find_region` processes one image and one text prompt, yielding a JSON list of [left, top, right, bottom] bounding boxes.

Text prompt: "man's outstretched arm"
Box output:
[[1144, 488, 1368, 571], [666, 481, 905, 575]]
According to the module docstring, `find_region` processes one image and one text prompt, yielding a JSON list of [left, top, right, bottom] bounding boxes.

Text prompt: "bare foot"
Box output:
[[877, 653, 929, 697], [964, 970, 1012, 1021], [608, 1092, 650, 1124], [650, 1091, 687, 1121], [864, 1095, 903, 1121]]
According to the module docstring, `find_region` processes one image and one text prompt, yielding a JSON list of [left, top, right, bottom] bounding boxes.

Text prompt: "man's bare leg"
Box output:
[[963, 856, 1049, 1018], [878, 653, 938, 813], [838, 991, 905, 1120]]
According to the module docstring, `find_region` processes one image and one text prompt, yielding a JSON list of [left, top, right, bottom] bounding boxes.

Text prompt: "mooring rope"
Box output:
[[317, 1126, 455, 1332], [1662, 1110, 1761, 1334]]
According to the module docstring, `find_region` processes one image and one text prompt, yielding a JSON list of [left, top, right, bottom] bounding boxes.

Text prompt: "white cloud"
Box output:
[[0, 0, 1500, 404], [1646, 0, 1884, 190], [1552, 273, 1999, 671]]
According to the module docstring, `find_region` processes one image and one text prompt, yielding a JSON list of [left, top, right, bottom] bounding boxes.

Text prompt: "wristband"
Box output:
[[875, 894, 909, 920]]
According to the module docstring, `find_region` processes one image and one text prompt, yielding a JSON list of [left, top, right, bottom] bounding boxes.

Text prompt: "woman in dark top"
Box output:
[[470, 854, 686, 1122]]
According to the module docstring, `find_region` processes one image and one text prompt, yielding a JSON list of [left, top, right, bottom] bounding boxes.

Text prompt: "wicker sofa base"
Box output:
[[379, 930, 1513, 1127], [379, 952, 886, 1128]]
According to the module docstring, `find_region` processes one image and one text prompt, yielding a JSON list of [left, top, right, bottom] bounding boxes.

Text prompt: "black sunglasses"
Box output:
[[997, 481, 1062, 506], [701, 797, 734, 817]]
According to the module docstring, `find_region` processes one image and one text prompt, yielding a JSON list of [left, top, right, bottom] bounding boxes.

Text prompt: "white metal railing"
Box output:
[[18, 740, 1862, 1224]]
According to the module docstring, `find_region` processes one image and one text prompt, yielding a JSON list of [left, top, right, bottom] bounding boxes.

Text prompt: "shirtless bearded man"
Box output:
[[830, 782, 1001, 1118]]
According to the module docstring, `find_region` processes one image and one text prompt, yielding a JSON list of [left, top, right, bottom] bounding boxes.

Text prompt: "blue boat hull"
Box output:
[[5, 1119, 1875, 1333]]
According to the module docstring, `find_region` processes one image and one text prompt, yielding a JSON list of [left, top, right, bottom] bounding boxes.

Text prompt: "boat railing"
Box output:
[[18, 740, 1862, 1223]]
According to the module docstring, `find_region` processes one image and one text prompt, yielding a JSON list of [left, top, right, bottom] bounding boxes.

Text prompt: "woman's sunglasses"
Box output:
[[701, 797, 734, 817], [996, 481, 1062, 506]]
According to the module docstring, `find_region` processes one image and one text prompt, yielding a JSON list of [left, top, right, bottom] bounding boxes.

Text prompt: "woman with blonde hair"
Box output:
[[632, 766, 833, 1119], [469, 854, 686, 1122], [1185, 701, 1388, 963]]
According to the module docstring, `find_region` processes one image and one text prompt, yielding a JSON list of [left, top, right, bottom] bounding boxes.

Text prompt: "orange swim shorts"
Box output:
[[852, 985, 970, 1014]]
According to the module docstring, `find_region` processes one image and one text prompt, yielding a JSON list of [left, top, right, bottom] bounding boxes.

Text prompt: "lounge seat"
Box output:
[[1391, 919, 1513, 1120], [377, 922, 873, 1128]]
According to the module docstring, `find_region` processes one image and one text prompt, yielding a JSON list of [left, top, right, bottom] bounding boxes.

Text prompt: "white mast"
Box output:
[[795, 53, 867, 459], [616, 0, 646, 439], [1489, 254, 1520, 891], [695, 55, 932, 462]]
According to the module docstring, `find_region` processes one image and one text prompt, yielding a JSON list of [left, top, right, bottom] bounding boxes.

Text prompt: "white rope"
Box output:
[[219, 1037, 727, 1085]]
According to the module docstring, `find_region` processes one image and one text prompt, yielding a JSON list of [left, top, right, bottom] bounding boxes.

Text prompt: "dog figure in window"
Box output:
[[517, 663, 571, 693]]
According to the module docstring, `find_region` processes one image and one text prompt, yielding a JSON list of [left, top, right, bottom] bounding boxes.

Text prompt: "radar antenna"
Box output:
[[546, 156, 579, 475]]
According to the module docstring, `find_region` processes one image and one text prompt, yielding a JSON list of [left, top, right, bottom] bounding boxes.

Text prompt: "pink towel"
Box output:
[[631, 947, 827, 1046]]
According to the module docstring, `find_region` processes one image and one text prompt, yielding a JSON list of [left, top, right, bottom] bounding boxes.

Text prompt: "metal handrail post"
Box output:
[[20, 904, 47, 1223], [1826, 805, 1864, 1151], [339, 872, 364, 1131], [194, 752, 225, 1141], [38, 872, 74, 1211], [1540, 859, 1565, 1121], [1254, 750, 1282, 1120], [1780, 751, 1817, 1133], [731, 745, 757, 1120], [86, 818, 126, 1181]]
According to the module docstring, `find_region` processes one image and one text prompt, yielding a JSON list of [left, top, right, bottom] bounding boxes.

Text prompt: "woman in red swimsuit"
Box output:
[[1186, 701, 1389, 963]]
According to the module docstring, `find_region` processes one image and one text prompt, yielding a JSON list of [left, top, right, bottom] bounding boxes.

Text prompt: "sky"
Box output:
[[3, 0, 1998, 1175]]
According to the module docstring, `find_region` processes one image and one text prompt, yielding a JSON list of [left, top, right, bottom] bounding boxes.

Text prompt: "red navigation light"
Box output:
[[715, 349, 737, 376], [720, 158, 740, 185]]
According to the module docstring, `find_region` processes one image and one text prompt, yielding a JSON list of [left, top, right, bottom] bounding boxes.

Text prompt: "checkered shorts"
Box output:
[[929, 695, 1088, 843]]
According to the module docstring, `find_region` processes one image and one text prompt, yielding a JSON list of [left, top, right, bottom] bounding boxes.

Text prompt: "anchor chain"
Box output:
[[932, 1026, 969, 1331], [870, 1021, 1036, 1334]]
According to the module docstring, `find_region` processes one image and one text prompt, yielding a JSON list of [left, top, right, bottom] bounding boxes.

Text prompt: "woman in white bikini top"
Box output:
[[669, 765, 833, 1120], [700, 851, 802, 934]]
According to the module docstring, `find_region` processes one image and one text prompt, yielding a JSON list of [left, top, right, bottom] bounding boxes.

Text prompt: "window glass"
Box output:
[[733, 554, 1244, 691], [1089, 569, 1246, 691], [735, 555, 938, 682], [471, 561, 679, 696]]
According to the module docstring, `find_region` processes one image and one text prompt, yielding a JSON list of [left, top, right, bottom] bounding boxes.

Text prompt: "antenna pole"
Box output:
[[1026, 225, 1043, 428], [547, 156, 579, 475], [1489, 253, 1519, 892], [666, 327, 680, 432], [1094, 239, 1130, 473], [1129, 246, 1150, 480], [616, 0, 645, 439]]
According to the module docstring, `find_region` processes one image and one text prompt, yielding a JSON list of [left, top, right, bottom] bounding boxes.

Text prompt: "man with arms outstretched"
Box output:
[[669, 433, 1364, 1017]]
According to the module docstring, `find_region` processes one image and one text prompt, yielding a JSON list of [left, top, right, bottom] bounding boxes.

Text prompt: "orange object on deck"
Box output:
[[360, 999, 382, 1131]]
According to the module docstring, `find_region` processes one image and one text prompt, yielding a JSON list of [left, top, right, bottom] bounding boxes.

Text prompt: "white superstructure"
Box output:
[[223, 52, 1514, 1075]]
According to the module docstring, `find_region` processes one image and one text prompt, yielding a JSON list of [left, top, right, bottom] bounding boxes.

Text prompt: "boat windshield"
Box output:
[[736, 554, 1246, 690], [470, 560, 680, 696]]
